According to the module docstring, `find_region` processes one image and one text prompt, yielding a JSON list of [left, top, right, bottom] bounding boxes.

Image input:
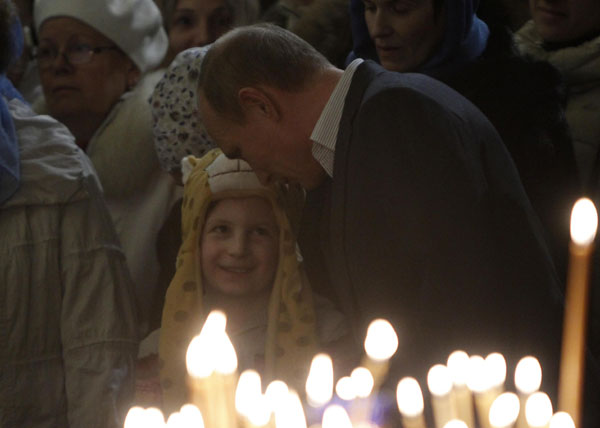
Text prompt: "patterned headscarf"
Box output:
[[159, 150, 318, 413], [150, 47, 215, 174]]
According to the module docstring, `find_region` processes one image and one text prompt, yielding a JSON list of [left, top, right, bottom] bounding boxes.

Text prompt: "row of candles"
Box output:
[[125, 198, 598, 428]]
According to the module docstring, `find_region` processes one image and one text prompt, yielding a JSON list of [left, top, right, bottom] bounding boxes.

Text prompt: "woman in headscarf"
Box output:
[[348, 0, 580, 282], [33, 0, 181, 337]]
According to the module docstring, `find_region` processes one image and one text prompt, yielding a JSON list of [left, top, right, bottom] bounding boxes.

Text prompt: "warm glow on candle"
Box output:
[[467, 355, 490, 393], [247, 394, 271, 427], [489, 393, 520, 428], [525, 392, 552, 428], [274, 390, 307, 428], [485, 353, 506, 388], [364, 319, 399, 361], [443, 420, 469, 428], [214, 333, 237, 375], [548, 412, 575, 428], [306, 353, 333, 407], [322, 405, 353, 428], [428, 364, 453, 396], [447, 350, 470, 386], [336, 376, 356, 401], [351, 367, 374, 398], [124, 407, 146, 428], [570, 198, 598, 246], [166, 412, 184, 428], [515, 356, 542, 394], [180, 404, 204, 427], [265, 380, 289, 413], [396, 377, 425, 417], [236, 369, 262, 417], [186, 311, 229, 378]]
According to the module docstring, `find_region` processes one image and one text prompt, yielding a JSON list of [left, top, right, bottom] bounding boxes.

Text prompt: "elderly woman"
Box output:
[[348, 0, 580, 283], [161, 0, 259, 64], [34, 0, 181, 338]]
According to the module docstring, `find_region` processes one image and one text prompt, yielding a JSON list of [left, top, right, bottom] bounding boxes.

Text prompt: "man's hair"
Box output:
[[199, 23, 331, 122]]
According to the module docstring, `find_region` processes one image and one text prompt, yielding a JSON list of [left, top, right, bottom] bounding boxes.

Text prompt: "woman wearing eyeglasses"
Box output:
[[33, 0, 181, 340]]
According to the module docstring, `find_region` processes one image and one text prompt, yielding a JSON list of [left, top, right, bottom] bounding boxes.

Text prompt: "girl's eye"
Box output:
[[211, 224, 229, 234], [253, 227, 270, 237], [172, 13, 194, 28]]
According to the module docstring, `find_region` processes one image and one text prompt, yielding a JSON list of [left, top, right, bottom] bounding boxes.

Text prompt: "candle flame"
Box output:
[[236, 370, 262, 417], [179, 405, 204, 428], [396, 377, 424, 417], [525, 392, 553, 428], [514, 356, 542, 395], [443, 420, 469, 428], [247, 394, 271, 427], [214, 332, 237, 374], [364, 319, 399, 361], [274, 390, 307, 428], [351, 367, 374, 398], [427, 364, 453, 396], [447, 350, 470, 386], [489, 392, 520, 428], [466, 355, 490, 393], [485, 352, 507, 388], [549, 412, 575, 428], [265, 380, 289, 413], [336, 376, 357, 401], [124, 407, 146, 428], [322, 405, 353, 428], [306, 353, 333, 407], [570, 198, 598, 246]]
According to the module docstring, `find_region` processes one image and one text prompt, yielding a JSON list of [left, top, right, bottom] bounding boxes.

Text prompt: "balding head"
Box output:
[[198, 23, 332, 122]]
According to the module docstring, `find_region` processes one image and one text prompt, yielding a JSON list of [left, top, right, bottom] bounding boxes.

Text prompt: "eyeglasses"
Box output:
[[34, 43, 119, 69]]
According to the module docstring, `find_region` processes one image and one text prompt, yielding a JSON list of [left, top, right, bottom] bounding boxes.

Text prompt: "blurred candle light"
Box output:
[[322, 405, 353, 428], [525, 392, 553, 428], [236, 370, 262, 419], [515, 356, 542, 428], [467, 355, 495, 428], [428, 364, 455, 428], [336, 376, 357, 401], [265, 380, 289, 413], [351, 367, 375, 398], [180, 404, 204, 427], [489, 393, 520, 428], [548, 412, 575, 428], [306, 353, 334, 407], [274, 390, 307, 428], [166, 412, 184, 428], [443, 420, 469, 428], [349, 366, 375, 425], [124, 407, 147, 428], [559, 198, 597, 428], [247, 394, 271, 428], [447, 351, 474, 428], [363, 319, 399, 389], [485, 353, 507, 393], [396, 377, 426, 428]]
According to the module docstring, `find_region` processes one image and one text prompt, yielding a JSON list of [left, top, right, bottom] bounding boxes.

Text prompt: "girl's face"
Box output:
[[200, 196, 280, 297], [168, 0, 234, 53]]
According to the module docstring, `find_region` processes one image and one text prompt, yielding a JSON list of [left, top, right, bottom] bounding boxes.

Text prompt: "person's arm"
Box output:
[[60, 173, 139, 428]]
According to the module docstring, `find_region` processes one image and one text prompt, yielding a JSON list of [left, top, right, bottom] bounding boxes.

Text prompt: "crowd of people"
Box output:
[[1, 0, 599, 427]]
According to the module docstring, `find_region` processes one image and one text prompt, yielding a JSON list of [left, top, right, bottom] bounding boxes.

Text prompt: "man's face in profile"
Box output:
[[530, 0, 600, 43], [198, 94, 327, 190]]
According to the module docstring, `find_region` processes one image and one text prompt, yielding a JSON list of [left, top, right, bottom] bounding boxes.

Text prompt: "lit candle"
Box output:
[[236, 370, 263, 428], [467, 356, 495, 428], [515, 356, 542, 428], [559, 198, 597, 428], [186, 310, 238, 428], [396, 377, 426, 428], [349, 367, 375, 425], [447, 350, 475, 428], [322, 405, 353, 428], [362, 319, 399, 390], [443, 420, 469, 428], [525, 392, 553, 428], [484, 353, 506, 395], [489, 392, 520, 428], [265, 380, 289, 428], [428, 364, 455, 428], [305, 353, 334, 407], [548, 412, 575, 428], [274, 389, 307, 428], [335, 376, 357, 401], [124, 407, 166, 428]]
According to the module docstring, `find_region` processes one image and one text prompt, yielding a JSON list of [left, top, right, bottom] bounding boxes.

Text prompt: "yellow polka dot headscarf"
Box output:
[[159, 149, 318, 412]]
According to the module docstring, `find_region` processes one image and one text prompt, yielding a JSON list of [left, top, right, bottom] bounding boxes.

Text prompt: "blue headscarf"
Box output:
[[347, 0, 490, 79], [0, 13, 25, 205]]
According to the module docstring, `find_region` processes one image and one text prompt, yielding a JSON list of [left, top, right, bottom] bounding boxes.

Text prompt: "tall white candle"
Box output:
[[525, 392, 553, 428], [489, 393, 520, 428], [559, 198, 597, 428], [396, 377, 426, 428], [447, 350, 475, 428], [305, 353, 334, 407], [514, 356, 543, 428], [362, 319, 398, 389], [428, 364, 455, 428]]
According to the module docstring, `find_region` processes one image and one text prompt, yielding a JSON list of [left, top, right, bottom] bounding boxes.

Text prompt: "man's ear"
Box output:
[[238, 87, 280, 121]]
